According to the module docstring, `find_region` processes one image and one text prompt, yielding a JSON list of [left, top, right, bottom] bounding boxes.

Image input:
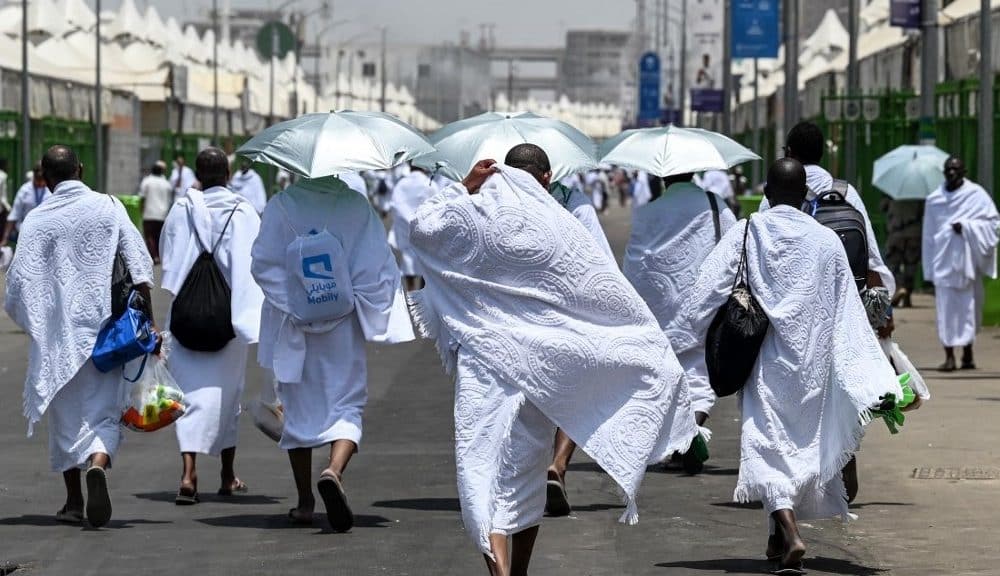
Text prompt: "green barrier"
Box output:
[[982, 277, 1000, 327], [115, 195, 143, 231], [737, 194, 764, 216]]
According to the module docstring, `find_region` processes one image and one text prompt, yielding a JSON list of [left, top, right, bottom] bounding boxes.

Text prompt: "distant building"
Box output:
[[561, 30, 632, 108], [414, 45, 492, 124]]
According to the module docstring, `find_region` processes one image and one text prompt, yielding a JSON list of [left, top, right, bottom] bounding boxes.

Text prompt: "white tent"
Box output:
[[104, 0, 147, 43]]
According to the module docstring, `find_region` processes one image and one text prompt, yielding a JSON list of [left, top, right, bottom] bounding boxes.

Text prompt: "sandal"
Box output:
[[288, 507, 314, 526], [85, 466, 113, 528], [55, 506, 84, 524], [317, 473, 354, 532], [545, 479, 571, 517], [174, 486, 200, 506], [218, 479, 249, 496]]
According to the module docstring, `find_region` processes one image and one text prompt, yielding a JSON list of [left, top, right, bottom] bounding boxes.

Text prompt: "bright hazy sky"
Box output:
[[133, 0, 637, 48]]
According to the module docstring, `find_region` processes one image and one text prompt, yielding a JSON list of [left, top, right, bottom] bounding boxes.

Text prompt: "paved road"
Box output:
[[0, 204, 997, 575]]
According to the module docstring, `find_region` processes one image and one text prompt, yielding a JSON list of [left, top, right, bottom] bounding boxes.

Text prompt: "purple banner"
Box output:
[[890, 0, 921, 29], [691, 89, 724, 113]]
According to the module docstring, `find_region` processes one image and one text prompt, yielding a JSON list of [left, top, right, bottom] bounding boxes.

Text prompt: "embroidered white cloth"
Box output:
[[5, 180, 153, 434], [229, 169, 268, 215], [922, 179, 999, 346], [160, 187, 264, 455], [626, 182, 736, 415], [252, 177, 414, 449], [389, 170, 438, 276], [759, 164, 896, 294], [668, 206, 901, 520], [408, 166, 697, 543]]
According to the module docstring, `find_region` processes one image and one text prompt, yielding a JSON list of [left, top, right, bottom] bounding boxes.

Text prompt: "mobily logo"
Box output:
[[302, 254, 336, 280]]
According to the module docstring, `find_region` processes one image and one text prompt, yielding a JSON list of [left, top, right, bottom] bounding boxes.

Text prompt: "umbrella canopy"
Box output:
[[414, 111, 598, 182], [872, 145, 950, 200], [598, 126, 760, 178], [237, 111, 434, 179]]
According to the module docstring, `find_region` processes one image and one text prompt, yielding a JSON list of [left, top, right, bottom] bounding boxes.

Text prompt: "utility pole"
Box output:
[[379, 26, 387, 112], [20, 0, 29, 181], [752, 58, 761, 186], [722, 0, 732, 135], [212, 0, 219, 145], [95, 0, 103, 193], [679, 0, 688, 126], [978, 0, 993, 192], [507, 59, 514, 108], [782, 0, 799, 135], [269, 25, 277, 124], [919, 0, 938, 144], [845, 0, 859, 183]]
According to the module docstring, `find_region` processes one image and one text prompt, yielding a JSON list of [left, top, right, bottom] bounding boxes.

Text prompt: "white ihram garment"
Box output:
[[563, 187, 615, 262], [668, 206, 901, 519], [251, 177, 414, 450], [922, 180, 1000, 347], [408, 166, 696, 555], [627, 182, 737, 416], [4, 180, 153, 470], [160, 187, 264, 455], [759, 164, 896, 294], [388, 171, 437, 276], [229, 169, 268, 215]]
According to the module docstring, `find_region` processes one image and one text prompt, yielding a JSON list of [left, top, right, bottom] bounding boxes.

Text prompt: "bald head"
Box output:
[[196, 147, 231, 189], [764, 158, 808, 208], [41, 145, 81, 189], [944, 156, 966, 191], [504, 143, 552, 188]]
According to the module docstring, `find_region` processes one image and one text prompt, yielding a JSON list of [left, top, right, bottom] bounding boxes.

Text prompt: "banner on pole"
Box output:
[[638, 51, 662, 126], [732, 0, 779, 58], [686, 0, 724, 112], [890, 0, 922, 28]]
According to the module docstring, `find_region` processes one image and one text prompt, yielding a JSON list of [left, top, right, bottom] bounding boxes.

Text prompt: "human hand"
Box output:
[[877, 314, 895, 339], [152, 329, 163, 357], [462, 160, 499, 194], [952, 221, 963, 234]]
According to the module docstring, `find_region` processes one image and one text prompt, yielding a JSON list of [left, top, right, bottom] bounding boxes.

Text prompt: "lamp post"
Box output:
[[312, 19, 350, 112], [978, 0, 993, 192], [212, 0, 219, 145], [95, 0, 103, 193], [20, 0, 29, 180]]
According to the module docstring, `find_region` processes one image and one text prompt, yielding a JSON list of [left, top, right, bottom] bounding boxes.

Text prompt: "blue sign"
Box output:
[[691, 89, 724, 113], [890, 0, 921, 28], [638, 52, 661, 125], [732, 0, 779, 58]]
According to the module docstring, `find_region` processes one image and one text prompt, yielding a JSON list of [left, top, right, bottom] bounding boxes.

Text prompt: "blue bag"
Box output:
[[92, 290, 157, 377]]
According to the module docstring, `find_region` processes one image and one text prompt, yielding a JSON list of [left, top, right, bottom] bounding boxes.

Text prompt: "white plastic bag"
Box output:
[[881, 339, 930, 406], [120, 335, 187, 432], [251, 372, 284, 442]]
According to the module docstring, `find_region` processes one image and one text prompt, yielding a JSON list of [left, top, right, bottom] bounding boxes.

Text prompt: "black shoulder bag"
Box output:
[[704, 216, 770, 397]]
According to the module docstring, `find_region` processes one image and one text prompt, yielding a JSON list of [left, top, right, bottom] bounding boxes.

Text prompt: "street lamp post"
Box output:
[[95, 0, 103, 193], [212, 0, 219, 145], [978, 0, 993, 192], [919, 0, 938, 144], [20, 0, 29, 180]]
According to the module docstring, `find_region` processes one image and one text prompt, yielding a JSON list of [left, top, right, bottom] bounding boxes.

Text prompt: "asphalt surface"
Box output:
[[0, 203, 997, 575]]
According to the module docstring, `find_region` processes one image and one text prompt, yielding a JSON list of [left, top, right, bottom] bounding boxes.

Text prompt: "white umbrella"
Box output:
[[237, 111, 434, 179], [598, 126, 760, 178], [414, 111, 598, 182], [872, 145, 950, 200]]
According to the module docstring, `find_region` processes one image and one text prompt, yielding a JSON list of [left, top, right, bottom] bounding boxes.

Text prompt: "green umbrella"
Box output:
[[237, 110, 434, 179], [872, 145, 950, 200]]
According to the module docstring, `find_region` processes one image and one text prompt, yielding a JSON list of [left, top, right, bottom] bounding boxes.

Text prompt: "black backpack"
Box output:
[[169, 208, 238, 352], [804, 180, 869, 291]]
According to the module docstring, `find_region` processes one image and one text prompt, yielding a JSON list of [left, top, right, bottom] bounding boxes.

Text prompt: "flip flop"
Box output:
[[771, 564, 805, 576], [961, 362, 977, 370], [174, 487, 200, 505], [317, 473, 354, 533], [85, 466, 112, 528], [55, 506, 84, 524], [218, 479, 249, 496], [288, 508, 314, 526], [545, 479, 572, 517]]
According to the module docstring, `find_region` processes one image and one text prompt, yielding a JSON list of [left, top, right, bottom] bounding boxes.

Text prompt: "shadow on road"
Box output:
[[656, 556, 886, 575], [848, 501, 913, 509], [0, 515, 171, 529], [654, 465, 739, 477], [655, 557, 766, 573], [709, 501, 764, 510], [196, 513, 393, 531], [371, 498, 461, 511], [133, 491, 284, 505]]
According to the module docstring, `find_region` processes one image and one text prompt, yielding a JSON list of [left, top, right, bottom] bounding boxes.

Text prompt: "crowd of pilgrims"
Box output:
[[3, 120, 997, 576]]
